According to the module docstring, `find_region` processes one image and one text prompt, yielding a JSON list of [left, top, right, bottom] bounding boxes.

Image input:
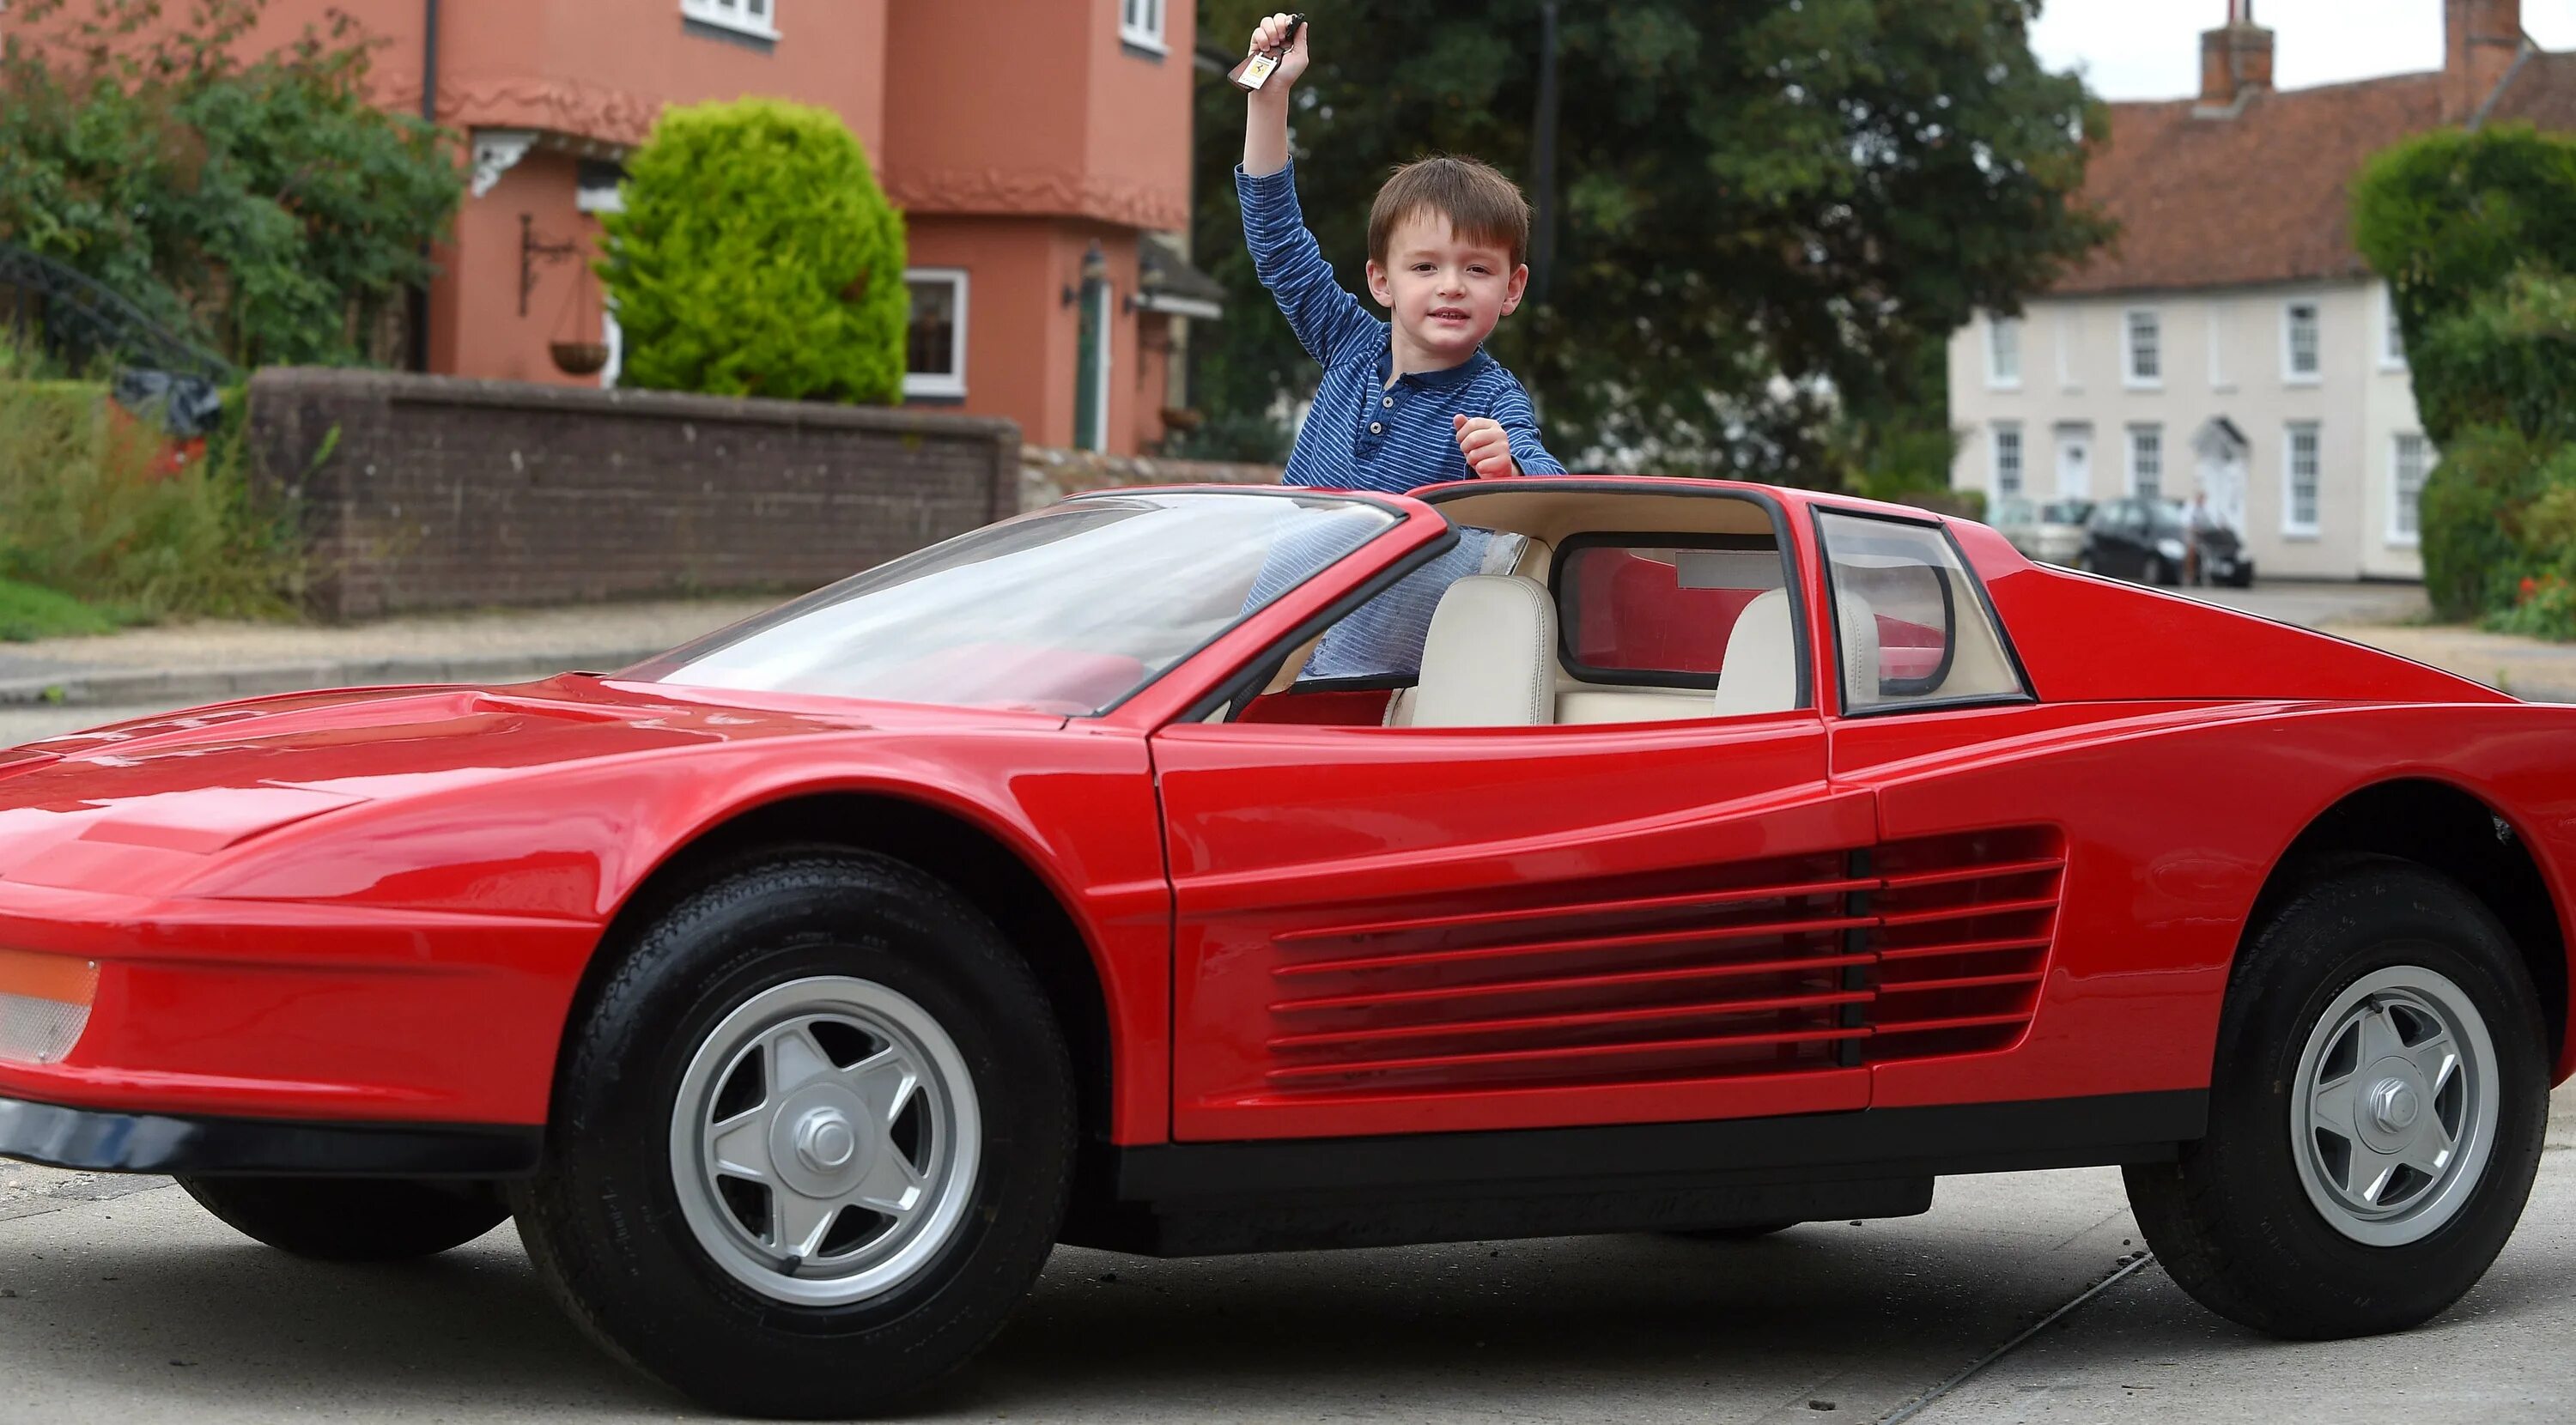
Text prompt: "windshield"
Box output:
[[623, 492, 1399, 714]]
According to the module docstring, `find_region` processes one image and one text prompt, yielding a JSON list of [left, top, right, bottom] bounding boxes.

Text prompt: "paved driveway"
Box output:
[[2175, 579, 2430, 629], [3, 1089, 2568, 1423]]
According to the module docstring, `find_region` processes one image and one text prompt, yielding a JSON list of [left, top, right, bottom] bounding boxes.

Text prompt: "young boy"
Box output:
[[1238, 12, 1564, 490]]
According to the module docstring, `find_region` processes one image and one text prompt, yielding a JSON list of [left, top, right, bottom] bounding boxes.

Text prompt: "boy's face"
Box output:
[[1365, 211, 1528, 363]]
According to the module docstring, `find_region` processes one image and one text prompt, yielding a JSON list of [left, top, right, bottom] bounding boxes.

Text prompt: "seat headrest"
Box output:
[[1409, 575, 1557, 728], [1710, 586, 1799, 717]]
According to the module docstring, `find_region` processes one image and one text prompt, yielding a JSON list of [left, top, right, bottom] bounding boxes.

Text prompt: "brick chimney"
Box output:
[[2199, 0, 2275, 112], [2444, 0, 2526, 122]]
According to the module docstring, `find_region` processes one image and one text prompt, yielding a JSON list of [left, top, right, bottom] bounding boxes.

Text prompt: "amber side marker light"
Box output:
[[0, 947, 99, 1065]]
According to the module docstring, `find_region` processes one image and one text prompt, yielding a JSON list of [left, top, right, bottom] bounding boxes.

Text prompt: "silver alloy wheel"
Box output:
[[2289, 965, 2500, 1247], [669, 976, 981, 1307]]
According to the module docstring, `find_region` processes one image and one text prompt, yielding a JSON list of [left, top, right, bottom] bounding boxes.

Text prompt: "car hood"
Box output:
[[0, 676, 1064, 882]]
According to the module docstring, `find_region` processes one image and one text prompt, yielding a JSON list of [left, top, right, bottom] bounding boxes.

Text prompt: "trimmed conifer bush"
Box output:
[[600, 99, 907, 403]]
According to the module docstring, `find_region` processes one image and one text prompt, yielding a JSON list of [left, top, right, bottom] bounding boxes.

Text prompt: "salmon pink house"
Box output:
[[168, 0, 1215, 454]]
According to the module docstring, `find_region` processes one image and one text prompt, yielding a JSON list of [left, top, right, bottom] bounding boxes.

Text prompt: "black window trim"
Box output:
[[1808, 505, 2038, 720], [1546, 531, 1786, 691]]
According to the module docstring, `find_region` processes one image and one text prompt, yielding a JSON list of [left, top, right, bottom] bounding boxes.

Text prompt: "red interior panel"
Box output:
[[1565, 549, 1759, 677]]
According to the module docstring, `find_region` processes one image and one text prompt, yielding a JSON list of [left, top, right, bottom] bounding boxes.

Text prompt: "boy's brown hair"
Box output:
[[1367, 155, 1532, 269]]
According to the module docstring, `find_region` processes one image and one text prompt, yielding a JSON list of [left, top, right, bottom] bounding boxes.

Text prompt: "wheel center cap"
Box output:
[[2369, 1077, 2419, 1133], [767, 1084, 874, 1199], [796, 1109, 857, 1171]]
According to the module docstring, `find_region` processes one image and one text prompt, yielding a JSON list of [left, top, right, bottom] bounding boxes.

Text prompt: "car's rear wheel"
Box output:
[[512, 850, 1073, 1419], [2125, 858, 2549, 1337], [175, 1176, 507, 1260]]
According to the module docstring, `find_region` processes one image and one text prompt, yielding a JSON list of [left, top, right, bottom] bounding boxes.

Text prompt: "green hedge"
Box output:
[[600, 99, 908, 403]]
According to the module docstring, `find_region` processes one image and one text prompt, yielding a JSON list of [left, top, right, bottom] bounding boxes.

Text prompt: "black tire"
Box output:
[[512, 850, 1074, 1419], [1665, 1222, 1797, 1241], [2124, 858, 2549, 1338], [176, 1176, 507, 1261]]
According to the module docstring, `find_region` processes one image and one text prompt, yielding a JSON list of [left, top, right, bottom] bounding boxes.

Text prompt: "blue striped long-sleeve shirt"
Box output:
[[1238, 161, 1565, 493]]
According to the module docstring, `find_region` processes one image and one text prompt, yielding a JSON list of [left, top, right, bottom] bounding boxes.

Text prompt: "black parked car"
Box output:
[[2080, 497, 2254, 588]]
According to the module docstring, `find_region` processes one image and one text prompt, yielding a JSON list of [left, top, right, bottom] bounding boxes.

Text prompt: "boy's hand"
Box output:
[[1248, 12, 1310, 93], [1455, 415, 1520, 479]]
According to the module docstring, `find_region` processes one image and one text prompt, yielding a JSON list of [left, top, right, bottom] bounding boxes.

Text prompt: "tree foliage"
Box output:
[[599, 99, 907, 404], [0, 0, 462, 368], [2352, 124, 2576, 447], [1188, 0, 2111, 480], [2352, 125, 2576, 623]]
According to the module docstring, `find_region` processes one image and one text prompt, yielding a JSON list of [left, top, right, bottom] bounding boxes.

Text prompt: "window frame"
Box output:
[[2282, 299, 2323, 384], [1991, 421, 2025, 500], [680, 0, 780, 40], [2380, 282, 2409, 372], [1807, 506, 2036, 720], [2390, 431, 2430, 547], [1985, 314, 2022, 390], [2283, 421, 2322, 538], [1118, 0, 1168, 53], [2123, 307, 2163, 389], [902, 267, 969, 400], [1546, 532, 1792, 692], [2127, 423, 2164, 500]]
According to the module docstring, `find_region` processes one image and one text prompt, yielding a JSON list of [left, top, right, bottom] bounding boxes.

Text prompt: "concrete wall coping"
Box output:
[[252, 367, 1024, 442]]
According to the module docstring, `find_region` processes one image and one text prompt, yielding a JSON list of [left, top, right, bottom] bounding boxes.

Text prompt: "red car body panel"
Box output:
[[2, 478, 2572, 1167]]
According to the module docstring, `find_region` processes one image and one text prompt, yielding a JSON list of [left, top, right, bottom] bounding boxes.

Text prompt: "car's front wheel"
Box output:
[[513, 850, 1074, 1418], [2125, 858, 2549, 1337], [176, 1176, 508, 1260]]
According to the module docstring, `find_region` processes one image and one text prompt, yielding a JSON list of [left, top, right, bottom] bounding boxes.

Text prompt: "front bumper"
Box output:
[[0, 1092, 539, 1176]]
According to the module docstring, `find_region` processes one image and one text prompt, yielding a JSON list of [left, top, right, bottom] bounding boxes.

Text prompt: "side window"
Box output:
[[1553, 538, 1789, 690], [1816, 512, 2027, 714]]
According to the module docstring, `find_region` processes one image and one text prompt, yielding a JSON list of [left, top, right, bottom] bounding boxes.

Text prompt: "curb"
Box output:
[[0, 647, 671, 709]]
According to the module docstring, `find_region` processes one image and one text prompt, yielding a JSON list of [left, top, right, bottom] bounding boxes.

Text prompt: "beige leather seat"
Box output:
[[1404, 574, 1558, 727], [1834, 589, 1880, 711], [1710, 587, 1799, 717]]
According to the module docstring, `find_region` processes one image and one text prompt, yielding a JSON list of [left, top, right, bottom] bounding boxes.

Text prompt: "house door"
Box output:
[[1074, 280, 1113, 452], [2201, 452, 2248, 533], [2054, 428, 2092, 500]]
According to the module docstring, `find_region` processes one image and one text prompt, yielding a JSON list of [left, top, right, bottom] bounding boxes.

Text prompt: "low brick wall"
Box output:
[[1018, 445, 1282, 511], [247, 368, 1020, 622]]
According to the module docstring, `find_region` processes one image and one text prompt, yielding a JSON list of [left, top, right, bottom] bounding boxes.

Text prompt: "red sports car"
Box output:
[[0, 477, 2566, 1416]]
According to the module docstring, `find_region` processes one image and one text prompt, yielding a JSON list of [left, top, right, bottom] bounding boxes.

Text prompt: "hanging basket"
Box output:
[[550, 340, 610, 376]]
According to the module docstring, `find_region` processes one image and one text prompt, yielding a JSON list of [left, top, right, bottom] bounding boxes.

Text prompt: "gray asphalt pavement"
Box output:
[[3, 1088, 2569, 1422]]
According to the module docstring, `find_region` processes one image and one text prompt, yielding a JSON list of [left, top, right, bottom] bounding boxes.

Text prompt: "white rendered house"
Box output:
[[1949, 0, 2570, 579]]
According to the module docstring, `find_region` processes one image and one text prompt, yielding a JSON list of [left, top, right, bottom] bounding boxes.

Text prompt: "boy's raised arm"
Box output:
[[1237, 15, 1376, 367]]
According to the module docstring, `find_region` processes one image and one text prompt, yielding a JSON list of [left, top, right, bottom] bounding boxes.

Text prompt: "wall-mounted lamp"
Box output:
[[1060, 240, 1109, 306]]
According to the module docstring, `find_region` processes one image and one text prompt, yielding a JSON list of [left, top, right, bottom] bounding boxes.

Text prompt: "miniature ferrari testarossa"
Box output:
[[2, 477, 2567, 1416]]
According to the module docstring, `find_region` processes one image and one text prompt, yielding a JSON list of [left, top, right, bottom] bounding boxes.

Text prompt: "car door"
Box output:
[[1150, 529, 1874, 1143]]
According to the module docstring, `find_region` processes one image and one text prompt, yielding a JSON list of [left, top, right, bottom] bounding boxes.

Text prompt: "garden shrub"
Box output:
[[0, 376, 301, 622], [600, 99, 907, 403], [0, 0, 462, 368], [2415, 423, 2565, 619]]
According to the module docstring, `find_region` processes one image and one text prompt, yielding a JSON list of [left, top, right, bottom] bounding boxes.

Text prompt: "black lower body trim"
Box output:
[[1062, 1089, 2204, 1256], [0, 1095, 542, 1178]]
